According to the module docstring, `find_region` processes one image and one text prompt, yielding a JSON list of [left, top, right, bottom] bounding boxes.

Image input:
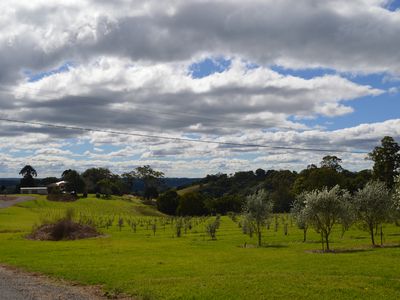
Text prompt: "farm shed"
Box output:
[[20, 187, 48, 195]]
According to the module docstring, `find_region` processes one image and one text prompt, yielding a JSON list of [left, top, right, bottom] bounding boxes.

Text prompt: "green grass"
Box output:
[[0, 195, 400, 299], [176, 184, 202, 195]]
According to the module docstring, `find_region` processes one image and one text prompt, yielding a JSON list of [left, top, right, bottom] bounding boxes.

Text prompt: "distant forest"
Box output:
[[2, 136, 399, 216]]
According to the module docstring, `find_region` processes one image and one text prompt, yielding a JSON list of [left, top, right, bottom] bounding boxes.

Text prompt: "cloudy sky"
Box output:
[[1, 0, 400, 178]]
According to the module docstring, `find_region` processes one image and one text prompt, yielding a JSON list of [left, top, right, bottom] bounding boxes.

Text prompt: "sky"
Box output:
[[1, 0, 400, 178]]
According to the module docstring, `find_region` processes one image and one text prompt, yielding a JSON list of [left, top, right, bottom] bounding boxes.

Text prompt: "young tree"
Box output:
[[291, 193, 308, 242], [242, 189, 273, 247], [352, 181, 391, 246], [368, 136, 400, 188], [302, 186, 350, 251]]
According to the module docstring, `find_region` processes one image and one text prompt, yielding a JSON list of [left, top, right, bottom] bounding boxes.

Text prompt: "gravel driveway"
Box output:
[[0, 265, 106, 300], [0, 196, 35, 209]]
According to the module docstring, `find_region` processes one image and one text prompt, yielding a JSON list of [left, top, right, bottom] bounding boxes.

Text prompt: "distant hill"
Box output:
[[133, 178, 200, 192], [0, 178, 20, 187]]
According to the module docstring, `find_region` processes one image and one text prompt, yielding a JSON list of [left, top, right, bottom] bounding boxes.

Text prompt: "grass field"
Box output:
[[0, 195, 400, 299], [176, 184, 202, 196]]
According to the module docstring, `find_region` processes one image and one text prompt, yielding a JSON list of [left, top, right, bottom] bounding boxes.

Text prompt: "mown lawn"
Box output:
[[0, 195, 399, 299]]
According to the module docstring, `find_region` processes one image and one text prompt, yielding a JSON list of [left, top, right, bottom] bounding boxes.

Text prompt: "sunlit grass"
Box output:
[[0, 195, 399, 299]]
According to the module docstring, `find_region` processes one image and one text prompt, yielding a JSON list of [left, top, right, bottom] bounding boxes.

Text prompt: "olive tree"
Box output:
[[303, 186, 350, 252], [291, 193, 308, 242], [392, 176, 400, 225], [352, 181, 391, 246], [242, 189, 273, 247]]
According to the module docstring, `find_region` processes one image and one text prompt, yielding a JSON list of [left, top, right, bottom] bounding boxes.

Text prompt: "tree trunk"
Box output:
[[380, 225, 383, 246], [369, 224, 375, 246], [303, 228, 307, 243], [325, 232, 330, 252], [321, 232, 324, 251], [257, 223, 261, 247]]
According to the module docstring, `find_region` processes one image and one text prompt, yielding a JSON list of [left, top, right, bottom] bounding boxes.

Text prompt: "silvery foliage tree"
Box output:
[[393, 176, 400, 224], [291, 193, 308, 242], [352, 181, 391, 246], [303, 186, 351, 252], [242, 189, 273, 247]]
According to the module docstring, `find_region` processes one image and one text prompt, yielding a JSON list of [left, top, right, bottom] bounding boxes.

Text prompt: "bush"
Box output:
[[28, 209, 100, 241], [47, 193, 77, 202]]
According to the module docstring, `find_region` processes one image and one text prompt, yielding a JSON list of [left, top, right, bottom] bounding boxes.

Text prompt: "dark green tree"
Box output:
[[19, 165, 37, 187], [126, 165, 164, 200], [368, 136, 400, 188], [320, 155, 343, 172], [177, 192, 207, 216], [62, 170, 86, 193], [157, 190, 180, 215], [82, 168, 113, 193]]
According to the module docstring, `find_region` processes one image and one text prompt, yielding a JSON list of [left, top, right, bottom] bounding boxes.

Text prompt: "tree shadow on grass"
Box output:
[[305, 243, 400, 254], [305, 248, 373, 254], [239, 243, 288, 249], [387, 233, 400, 237]]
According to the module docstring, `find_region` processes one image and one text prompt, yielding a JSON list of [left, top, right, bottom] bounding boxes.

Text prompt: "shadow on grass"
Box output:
[[305, 248, 373, 254], [306, 243, 400, 254], [239, 243, 288, 249]]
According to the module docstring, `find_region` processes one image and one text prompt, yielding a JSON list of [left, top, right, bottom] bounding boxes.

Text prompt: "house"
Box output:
[[47, 181, 67, 190], [20, 187, 48, 195]]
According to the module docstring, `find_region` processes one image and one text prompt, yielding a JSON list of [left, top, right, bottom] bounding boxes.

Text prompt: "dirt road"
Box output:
[[0, 265, 106, 300], [0, 196, 35, 209]]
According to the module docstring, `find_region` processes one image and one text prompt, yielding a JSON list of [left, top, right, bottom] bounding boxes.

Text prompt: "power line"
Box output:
[[0, 117, 369, 154]]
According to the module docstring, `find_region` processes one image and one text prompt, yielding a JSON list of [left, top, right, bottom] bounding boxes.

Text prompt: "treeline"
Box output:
[[159, 136, 400, 215], [17, 165, 165, 199]]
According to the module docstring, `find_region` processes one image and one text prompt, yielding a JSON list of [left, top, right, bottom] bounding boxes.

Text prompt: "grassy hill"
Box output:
[[0, 195, 399, 299], [176, 184, 202, 196]]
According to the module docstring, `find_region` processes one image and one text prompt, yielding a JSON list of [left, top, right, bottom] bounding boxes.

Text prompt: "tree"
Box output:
[[393, 176, 400, 223], [204, 195, 244, 214], [157, 190, 180, 215], [62, 170, 86, 194], [82, 168, 113, 193], [302, 186, 350, 251], [352, 181, 391, 246], [242, 189, 273, 247], [264, 170, 297, 212], [177, 192, 207, 216], [126, 165, 164, 200], [19, 165, 37, 187], [1, 185, 6, 196], [291, 193, 308, 242], [320, 155, 343, 172], [292, 167, 344, 195], [368, 136, 400, 188], [97, 179, 113, 199], [255, 168, 266, 178]]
